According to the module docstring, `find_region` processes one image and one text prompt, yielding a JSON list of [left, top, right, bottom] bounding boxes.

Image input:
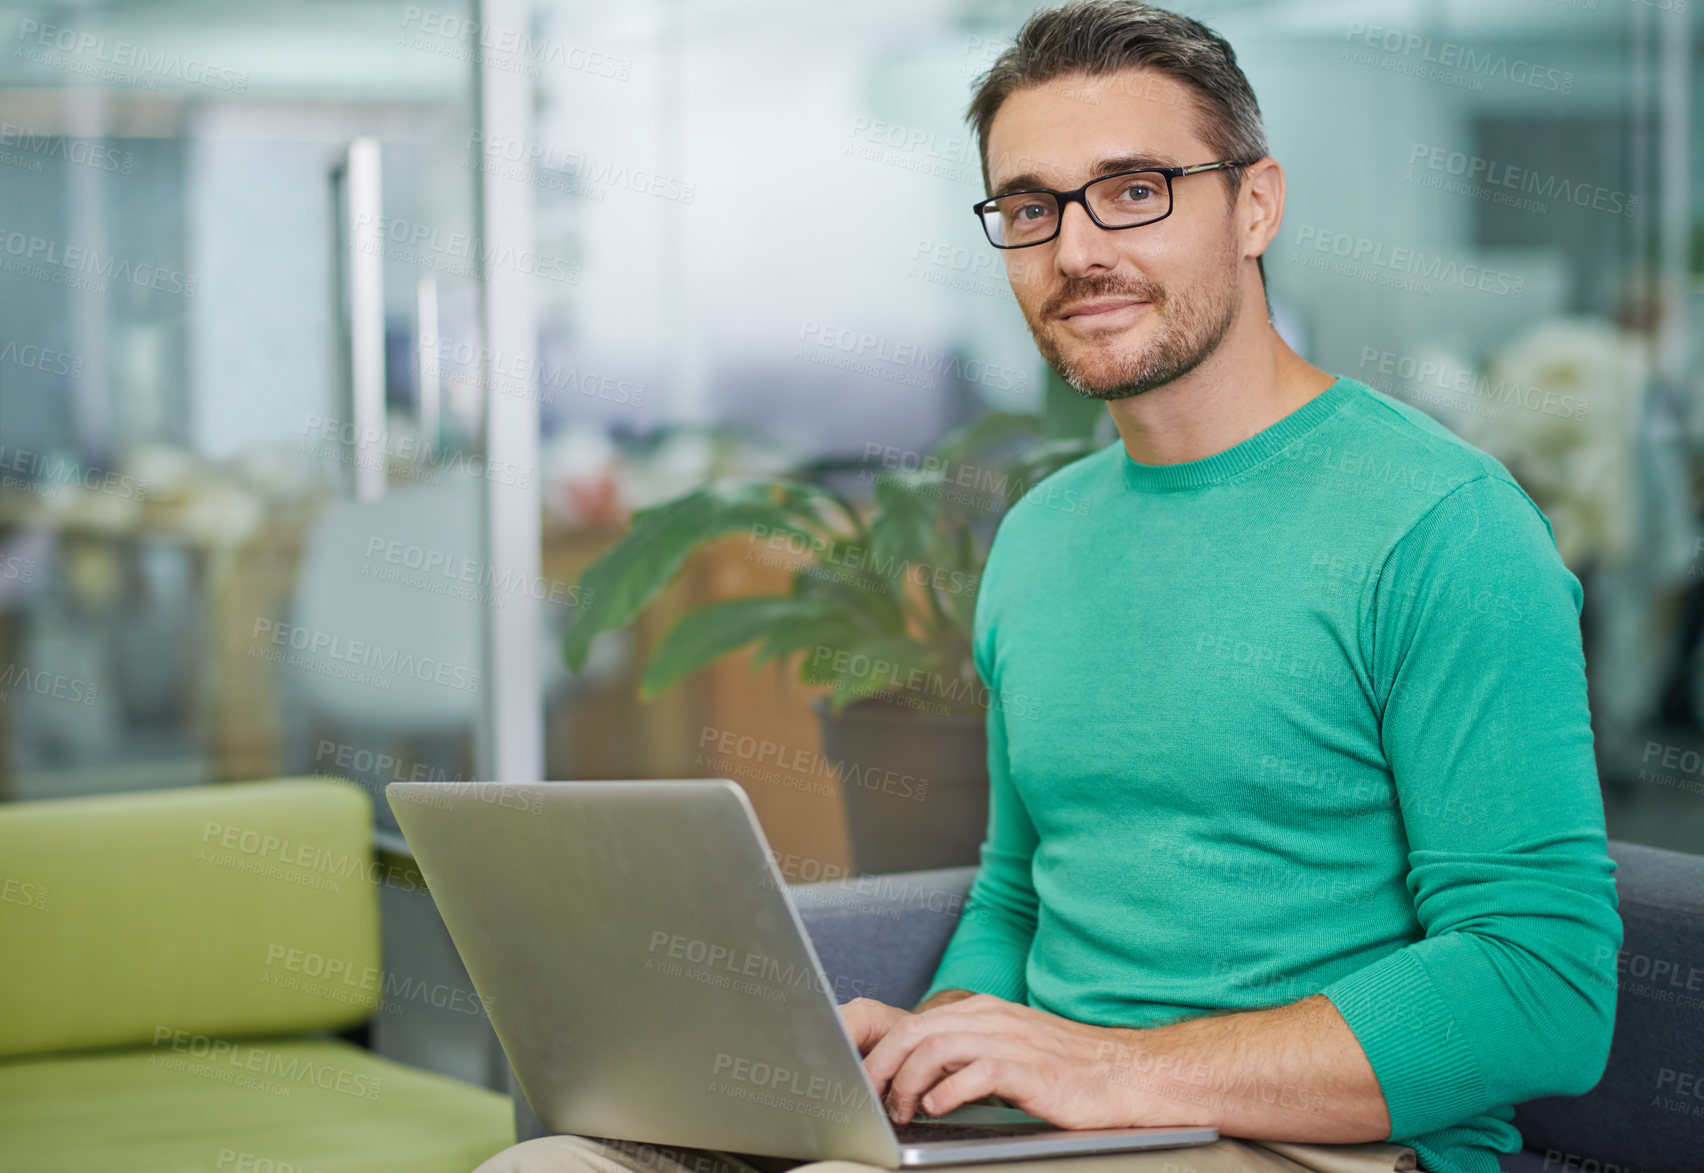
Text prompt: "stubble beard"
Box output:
[[1025, 251, 1242, 402]]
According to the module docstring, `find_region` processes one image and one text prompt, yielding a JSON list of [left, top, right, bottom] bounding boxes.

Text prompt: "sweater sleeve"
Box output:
[[1320, 474, 1623, 1141], [917, 530, 1040, 1007]]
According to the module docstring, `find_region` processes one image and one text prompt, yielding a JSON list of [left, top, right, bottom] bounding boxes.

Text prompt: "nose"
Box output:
[[1051, 197, 1121, 276]]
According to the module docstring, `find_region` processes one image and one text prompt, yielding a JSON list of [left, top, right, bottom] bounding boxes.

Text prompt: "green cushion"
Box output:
[[0, 779, 382, 1059], [0, 1037, 513, 1172]]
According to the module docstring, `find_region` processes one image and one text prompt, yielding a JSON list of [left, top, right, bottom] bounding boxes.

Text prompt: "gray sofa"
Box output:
[[516, 841, 1704, 1172]]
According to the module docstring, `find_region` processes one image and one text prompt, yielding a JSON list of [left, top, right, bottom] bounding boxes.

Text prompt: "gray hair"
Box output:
[[968, 1, 1271, 282]]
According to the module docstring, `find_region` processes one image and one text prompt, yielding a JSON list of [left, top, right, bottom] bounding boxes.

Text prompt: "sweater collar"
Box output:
[[1119, 375, 1354, 493]]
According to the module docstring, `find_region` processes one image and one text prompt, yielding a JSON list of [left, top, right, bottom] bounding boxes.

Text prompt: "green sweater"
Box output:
[[921, 374, 1622, 1173]]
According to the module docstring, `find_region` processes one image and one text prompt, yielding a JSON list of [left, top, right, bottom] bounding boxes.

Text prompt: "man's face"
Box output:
[[983, 69, 1246, 401]]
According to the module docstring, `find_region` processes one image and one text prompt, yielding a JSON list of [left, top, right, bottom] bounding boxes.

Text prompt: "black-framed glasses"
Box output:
[[971, 160, 1255, 249]]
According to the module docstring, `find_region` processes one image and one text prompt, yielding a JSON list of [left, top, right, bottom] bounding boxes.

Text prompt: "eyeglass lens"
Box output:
[[981, 170, 1170, 246]]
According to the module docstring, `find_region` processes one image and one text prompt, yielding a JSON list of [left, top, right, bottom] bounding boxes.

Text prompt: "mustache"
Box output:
[[1042, 276, 1161, 319]]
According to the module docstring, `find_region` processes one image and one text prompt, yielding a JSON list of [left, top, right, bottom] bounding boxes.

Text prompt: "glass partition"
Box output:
[[518, 0, 1703, 862]]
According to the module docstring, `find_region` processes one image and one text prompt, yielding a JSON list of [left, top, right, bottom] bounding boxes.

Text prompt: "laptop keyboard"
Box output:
[[893, 1120, 1047, 1143]]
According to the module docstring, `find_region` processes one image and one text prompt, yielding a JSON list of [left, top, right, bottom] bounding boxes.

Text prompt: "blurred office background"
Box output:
[[1, 0, 1701, 1087]]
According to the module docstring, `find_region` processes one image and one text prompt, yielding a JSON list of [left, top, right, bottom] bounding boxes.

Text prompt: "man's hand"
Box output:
[[858, 993, 1186, 1131], [839, 994, 1016, 1112], [838, 996, 913, 1056], [838, 989, 980, 1055]]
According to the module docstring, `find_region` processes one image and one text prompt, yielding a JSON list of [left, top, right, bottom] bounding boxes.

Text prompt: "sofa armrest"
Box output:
[[0, 778, 381, 1061], [790, 866, 978, 1010], [1512, 838, 1704, 1172]]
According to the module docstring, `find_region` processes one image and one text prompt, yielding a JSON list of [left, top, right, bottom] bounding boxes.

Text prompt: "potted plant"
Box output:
[[560, 411, 1096, 873]]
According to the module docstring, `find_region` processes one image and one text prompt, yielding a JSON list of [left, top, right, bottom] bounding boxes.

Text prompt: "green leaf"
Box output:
[[999, 439, 1099, 508], [938, 526, 981, 640], [791, 560, 907, 635], [561, 479, 847, 672], [557, 416, 1090, 706], [639, 594, 847, 699], [928, 411, 1044, 464], [868, 470, 943, 594], [751, 608, 866, 671], [798, 633, 940, 714]]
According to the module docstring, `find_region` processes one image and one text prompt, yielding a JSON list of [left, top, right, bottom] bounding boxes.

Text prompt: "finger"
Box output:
[[840, 999, 903, 1054], [862, 995, 1008, 1094], [861, 1007, 949, 1097], [918, 1059, 1011, 1119], [885, 1032, 1017, 1125]]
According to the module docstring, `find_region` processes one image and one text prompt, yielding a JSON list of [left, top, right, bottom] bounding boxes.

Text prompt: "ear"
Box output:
[[1237, 157, 1284, 264]]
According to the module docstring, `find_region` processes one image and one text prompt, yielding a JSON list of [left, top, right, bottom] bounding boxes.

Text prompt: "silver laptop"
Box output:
[[386, 778, 1217, 1167]]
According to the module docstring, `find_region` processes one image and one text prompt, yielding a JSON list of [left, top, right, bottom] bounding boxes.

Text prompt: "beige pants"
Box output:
[[472, 1133, 1419, 1173]]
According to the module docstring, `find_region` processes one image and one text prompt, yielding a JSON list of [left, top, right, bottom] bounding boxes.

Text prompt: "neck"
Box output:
[[1103, 313, 1337, 468]]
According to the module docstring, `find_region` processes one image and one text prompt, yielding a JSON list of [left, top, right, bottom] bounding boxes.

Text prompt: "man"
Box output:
[[480, 3, 1621, 1172]]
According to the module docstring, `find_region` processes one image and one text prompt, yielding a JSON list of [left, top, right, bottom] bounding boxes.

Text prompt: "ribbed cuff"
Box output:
[[1320, 946, 1487, 1139], [919, 952, 1028, 1007]]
